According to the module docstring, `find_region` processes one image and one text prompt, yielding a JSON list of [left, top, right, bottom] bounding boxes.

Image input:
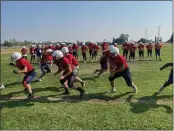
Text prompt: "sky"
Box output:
[[1, 1, 173, 43]]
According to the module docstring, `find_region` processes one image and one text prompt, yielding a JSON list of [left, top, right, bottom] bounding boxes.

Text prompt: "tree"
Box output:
[[3, 40, 13, 46], [112, 34, 129, 44], [137, 38, 150, 43]]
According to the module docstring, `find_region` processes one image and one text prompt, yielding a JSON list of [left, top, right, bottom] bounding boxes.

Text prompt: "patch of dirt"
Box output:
[[3, 96, 172, 105], [1, 51, 15, 54]]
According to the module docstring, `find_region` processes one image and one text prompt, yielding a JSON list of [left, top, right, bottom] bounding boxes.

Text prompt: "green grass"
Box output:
[[0, 45, 173, 130]]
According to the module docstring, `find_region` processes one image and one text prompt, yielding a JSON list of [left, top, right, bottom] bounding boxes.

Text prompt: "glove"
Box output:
[[10, 62, 15, 66], [76, 66, 79, 70], [13, 70, 19, 74]]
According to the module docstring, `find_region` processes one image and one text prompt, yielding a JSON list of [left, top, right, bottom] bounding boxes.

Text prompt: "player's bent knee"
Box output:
[[23, 81, 28, 87]]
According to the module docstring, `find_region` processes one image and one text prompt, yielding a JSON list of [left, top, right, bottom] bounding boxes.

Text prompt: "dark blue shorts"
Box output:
[[167, 68, 173, 84], [23, 69, 36, 86], [101, 63, 108, 70], [109, 68, 133, 87], [155, 50, 160, 56]]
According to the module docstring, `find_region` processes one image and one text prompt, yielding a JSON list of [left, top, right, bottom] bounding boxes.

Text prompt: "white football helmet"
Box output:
[[46, 49, 53, 53], [23, 46, 26, 48], [11, 52, 22, 61], [0, 84, 5, 89], [52, 50, 63, 59], [61, 47, 69, 54], [61, 43, 65, 45], [109, 45, 119, 56]]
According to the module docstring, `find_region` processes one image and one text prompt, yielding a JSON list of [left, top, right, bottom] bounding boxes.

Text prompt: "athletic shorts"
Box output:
[[101, 63, 108, 70], [109, 68, 133, 87], [73, 52, 78, 56], [130, 52, 135, 57], [155, 50, 160, 56], [23, 69, 36, 86]]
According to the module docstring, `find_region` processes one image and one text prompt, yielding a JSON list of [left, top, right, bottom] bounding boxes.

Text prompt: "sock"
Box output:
[[76, 87, 83, 92]]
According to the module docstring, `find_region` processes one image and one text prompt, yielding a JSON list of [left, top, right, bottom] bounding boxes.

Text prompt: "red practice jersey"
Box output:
[[138, 44, 145, 51], [21, 48, 27, 55], [109, 55, 128, 71], [16, 58, 34, 74], [81, 46, 88, 53], [146, 44, 153, 51]]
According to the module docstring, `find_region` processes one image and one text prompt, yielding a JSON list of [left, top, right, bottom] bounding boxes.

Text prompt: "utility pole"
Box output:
[[157, 26, 162, 42]]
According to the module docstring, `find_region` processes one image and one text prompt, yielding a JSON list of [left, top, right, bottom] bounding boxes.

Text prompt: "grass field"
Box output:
[[0, 45, 173, 130]]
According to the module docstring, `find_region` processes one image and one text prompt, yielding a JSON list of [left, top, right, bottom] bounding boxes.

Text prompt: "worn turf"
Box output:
[[0, 45, 173, 130]]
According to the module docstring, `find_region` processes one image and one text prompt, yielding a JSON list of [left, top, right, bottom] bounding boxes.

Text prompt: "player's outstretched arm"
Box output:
[[160, 63, 173, 70], [54, 69, 62, 76]]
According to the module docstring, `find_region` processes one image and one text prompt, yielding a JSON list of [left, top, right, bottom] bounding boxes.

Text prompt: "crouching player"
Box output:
[[108, 45, 138, 93], [52, 50, 85, 98], [11, 52, 36, 99], [157, 63, 173, 93], [37, 49, 52, 82]]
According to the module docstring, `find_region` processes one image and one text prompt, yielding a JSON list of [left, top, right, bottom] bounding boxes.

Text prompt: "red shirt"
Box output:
[[21, 48, 27, 55], [65, 53, 78, 66], [109, 55, 128, 71], [129, 45, 137, 52], [47, 46, 55, 51], [138, 44, 145, 51], [94, 45, 99, 52], [122, 43, 129, 50], [81, 46, 88, 53], [88, 43, 94, 51], [68, 46, 73, 54], [56, 57, 74, 73], [29, 47, 35, 54], [155, 44, 162, 50], [101, 42, 108, 51], [146, 45, 153, 51], [100, 50, 110, 64], [72, 45, 79, 52], [40, 54, 50, 64], [16, 58, 34, 74]]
